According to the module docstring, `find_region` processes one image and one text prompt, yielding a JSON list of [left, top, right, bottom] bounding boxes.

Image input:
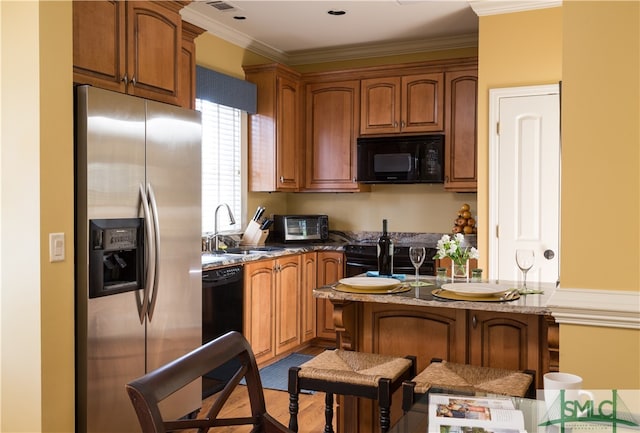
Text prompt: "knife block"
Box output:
[[240, 220, 269, 246]]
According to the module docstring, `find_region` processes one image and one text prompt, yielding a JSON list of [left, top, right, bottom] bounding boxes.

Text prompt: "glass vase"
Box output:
[[451, 260, 469, 281]]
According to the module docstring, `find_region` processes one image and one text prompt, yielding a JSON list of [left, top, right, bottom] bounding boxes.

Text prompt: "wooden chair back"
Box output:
[[126, 331, 293, 433]]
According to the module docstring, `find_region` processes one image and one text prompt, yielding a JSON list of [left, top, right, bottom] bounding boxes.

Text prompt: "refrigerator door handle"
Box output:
[[146, 183, 161, 321], [139, 183, 155, 323]]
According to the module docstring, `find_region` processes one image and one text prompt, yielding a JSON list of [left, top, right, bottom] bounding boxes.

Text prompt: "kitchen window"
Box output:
[[197, 99, 242, 234], [196, 66, 257, 235]]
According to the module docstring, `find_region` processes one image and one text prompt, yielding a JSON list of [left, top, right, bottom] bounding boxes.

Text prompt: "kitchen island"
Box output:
[[314, 278, 558, 433]]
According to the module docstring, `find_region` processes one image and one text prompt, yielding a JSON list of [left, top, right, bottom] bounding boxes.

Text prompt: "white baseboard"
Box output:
[[547, 288, 640, 329]]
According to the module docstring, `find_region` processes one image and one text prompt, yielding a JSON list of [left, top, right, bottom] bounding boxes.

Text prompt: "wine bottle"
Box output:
[[377, 219, 394, 276]]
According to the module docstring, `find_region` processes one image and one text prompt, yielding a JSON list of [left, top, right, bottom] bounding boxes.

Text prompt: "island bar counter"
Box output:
[[313, 278, 558, 433]]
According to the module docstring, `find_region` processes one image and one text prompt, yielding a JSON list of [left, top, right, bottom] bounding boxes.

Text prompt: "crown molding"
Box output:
[[286, 33, 478, 65], [181, 7, 478, 66], [547, 288, 640, 330], [180, 7, 290, 63], [469, 0, 562, 16]]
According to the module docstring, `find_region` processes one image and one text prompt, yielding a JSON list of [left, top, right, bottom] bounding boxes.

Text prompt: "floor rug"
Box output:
[[245, 353, 315, 394]]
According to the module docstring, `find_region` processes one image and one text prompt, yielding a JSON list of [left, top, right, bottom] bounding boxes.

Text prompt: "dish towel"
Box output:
[[366, 271, 406, 280]]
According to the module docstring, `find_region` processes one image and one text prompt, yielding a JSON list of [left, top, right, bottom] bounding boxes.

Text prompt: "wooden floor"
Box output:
[[198, 344, 335, 433]]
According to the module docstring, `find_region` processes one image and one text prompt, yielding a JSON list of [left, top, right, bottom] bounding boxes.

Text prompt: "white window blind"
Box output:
[[196, 98, 242, 234]]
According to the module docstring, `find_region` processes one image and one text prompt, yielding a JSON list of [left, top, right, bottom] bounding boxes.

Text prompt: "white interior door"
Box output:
[[489, 85, 560, 284]]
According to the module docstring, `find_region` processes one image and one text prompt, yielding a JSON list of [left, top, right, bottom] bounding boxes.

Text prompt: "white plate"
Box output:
[[440, 283, 508, 297], [339, 277, 402, 290]]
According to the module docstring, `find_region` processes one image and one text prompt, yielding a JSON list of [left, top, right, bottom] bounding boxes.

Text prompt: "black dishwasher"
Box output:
[[202, 265, 243, 398]]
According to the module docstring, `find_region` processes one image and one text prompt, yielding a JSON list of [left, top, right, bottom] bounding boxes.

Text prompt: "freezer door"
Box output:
[[144, 100, 202, 420], [76, 86, 147, 432]]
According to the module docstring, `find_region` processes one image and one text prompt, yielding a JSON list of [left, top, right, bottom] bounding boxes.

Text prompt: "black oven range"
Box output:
[[344, 242, 436, 278]]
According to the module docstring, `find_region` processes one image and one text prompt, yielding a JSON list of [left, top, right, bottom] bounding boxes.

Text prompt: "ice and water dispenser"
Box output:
[[88, 218, 144, 298]]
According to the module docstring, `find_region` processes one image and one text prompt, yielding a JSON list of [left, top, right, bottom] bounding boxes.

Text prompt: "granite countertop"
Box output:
[[202, 242, 344, 271], [314, 277, 556, 315]]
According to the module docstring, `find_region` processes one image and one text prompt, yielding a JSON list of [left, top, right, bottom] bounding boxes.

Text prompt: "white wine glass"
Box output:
[[515, 249, 535, 293], [409, 247, 427, 287]]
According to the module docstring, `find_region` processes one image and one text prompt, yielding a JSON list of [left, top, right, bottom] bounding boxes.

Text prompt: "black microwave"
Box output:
[[357, 134, 444, 183]]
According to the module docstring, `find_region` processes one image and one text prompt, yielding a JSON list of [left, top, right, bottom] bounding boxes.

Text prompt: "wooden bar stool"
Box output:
[[288, 350, 416, 433], [402, 358, 535, 412]]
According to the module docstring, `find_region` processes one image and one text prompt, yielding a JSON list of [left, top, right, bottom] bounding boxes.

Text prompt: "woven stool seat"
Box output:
[[288, 350, 416, 433], [298, 349, 414, 386], [402, 359, 535, 412]]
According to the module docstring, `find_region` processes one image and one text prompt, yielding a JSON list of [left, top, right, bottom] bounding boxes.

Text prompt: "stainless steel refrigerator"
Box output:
[[75, 85, 202, 432]]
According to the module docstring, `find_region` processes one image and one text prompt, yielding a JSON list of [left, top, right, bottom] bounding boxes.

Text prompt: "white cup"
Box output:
[[543, 372, 594, 417]]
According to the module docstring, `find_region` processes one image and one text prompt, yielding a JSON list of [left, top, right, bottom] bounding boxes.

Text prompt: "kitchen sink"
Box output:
[[203, 246, 286, 258], [245, 246, 285, 252], [224, 246, 286, 255]]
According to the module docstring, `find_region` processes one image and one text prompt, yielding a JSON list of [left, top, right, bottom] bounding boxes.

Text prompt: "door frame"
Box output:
[[488, 84, 560, 280]]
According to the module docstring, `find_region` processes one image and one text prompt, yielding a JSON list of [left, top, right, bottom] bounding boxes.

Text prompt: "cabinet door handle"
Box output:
[[131, 76, 137, 86], [401, 120, 406, 129], [279, 176, 284, 183], [121, 74, 128, 85], [393, 121, 398, 128], [472, 315, 477, 329]]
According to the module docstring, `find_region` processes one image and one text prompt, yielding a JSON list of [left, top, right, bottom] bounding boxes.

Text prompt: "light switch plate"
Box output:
[[49, 232, 65, 262]]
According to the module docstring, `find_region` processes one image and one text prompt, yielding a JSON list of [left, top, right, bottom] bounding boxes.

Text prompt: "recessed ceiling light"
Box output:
[[233, 15, 246, 20], [327, 10, 346, 16]]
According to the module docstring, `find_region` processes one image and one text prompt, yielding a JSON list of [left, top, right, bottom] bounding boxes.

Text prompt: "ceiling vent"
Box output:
[[206, 1, 237, 12]]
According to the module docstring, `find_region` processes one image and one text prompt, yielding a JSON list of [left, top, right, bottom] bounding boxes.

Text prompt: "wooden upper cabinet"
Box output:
[[444, 69, 478, 191], [73, 0, 126, 93], [360, 77, 400, 134], [304, 80, 365, 192], [179, 21, 205, 110], [126, 2, 181, 104], [244, 64, 301, 192], [73, 1, 187, 107], [360, 73, 444, 135]]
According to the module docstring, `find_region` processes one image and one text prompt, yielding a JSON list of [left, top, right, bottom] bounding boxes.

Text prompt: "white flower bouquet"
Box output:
[[433, 233, 479, 266]]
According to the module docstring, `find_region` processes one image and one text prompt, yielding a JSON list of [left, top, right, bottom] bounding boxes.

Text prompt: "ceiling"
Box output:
[[181, 0, 481, 65], [180, 1, 561, 65]]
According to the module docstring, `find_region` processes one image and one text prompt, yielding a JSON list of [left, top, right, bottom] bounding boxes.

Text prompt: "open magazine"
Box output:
[[428, 394, 527, 433]]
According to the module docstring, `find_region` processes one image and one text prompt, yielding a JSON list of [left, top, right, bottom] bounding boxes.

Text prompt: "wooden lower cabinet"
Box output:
[[468, 309, 541, 375], [244, 255, 302, 365], [332, 302, 554, 432], [275, 255, 303, 355], [316, 251, 344, 340], [244, 260, 276, 363], [244, 251, 344, 365], [301, 252, 317, 343], [351, 304, 466, 433], [361, 304, 466, 372]]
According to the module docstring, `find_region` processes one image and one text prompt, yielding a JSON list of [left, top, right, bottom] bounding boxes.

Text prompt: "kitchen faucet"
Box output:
[[213, 203, 236, 251]]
